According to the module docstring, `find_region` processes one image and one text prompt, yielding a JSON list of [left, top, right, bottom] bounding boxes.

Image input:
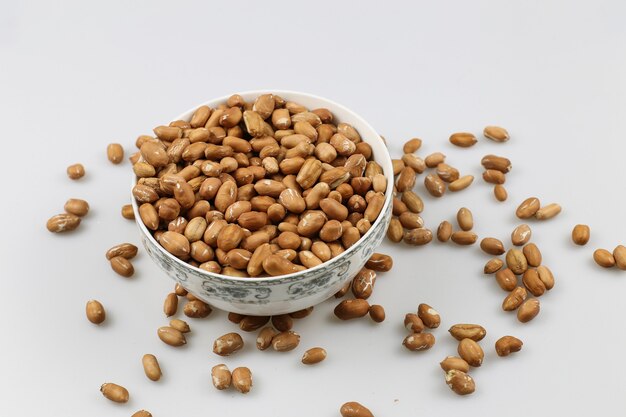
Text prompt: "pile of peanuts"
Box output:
[[48, 92, 626, 416], [129, 94, 385, 278]]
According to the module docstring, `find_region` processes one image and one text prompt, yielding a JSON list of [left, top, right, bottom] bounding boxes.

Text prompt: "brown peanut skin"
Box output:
[[495, 336, 523, 357], [100, 383, 129, 403], [334, 299, 370, 320], [340, 402, 374, 417]]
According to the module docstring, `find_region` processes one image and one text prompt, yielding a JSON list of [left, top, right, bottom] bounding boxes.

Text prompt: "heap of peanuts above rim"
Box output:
[[131, 93, 387, 278]]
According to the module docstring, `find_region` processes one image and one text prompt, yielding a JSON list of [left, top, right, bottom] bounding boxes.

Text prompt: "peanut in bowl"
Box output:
[[131, 90, 393, 315]]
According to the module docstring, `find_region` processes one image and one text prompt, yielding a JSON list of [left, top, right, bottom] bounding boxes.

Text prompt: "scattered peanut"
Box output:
[[64, 198, 90, 217], [232, 367, 252, 394], [571, 224, 590, 246], [142, 354, 162, 381], [369, 305, 385, 323], [100, 383, 129, 403], [483, 125, 509, 142], [495, 336, 523, 357], [334, 299, 370, 320], [213, 332, 244, 356], [417, 303, 440, 328], [340, 402, 374, 417], [157, 326, 186, 346], [517, 298, 540, 323], [67, 163, 85, 180], [593, 249, 615, 268], [85, 300, 106, 324], [457, 338, 484, 367], [449, 132, 477, 148], [440, 356, 470, 373], [47, 213, 81, 233], [403, 333, 435, 351], [302, 347, 327, 365], [445, 370, 475, 395], [535, 203, 562, 220], [211, 364, 232, 390], [448, 324, 486, 342], [107, 143, 124, 164]]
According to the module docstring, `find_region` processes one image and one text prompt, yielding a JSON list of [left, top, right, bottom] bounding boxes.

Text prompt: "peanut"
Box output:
[[302, 347, 327, 365], [484, 258, 504, 274], [64, 198, 90, 217], [440, 356, 470, 373], [46, 213, 81, 233], [517, 298, 540, 323], [424, 173, 446, 197], [523, 243, 542, 267], [404, 228, 433, 245], [365, 253, 393, 272], [437, 221, 452, 242], [571, 224, 590, 246], [448, 324, 486, 342], [614, 245, 626, 270], [163, 293, 178, 317], [445, 370, 475, 395], [511, 224, 531, 246], [271, 330, 300, 352], [458, 338, 484, 367], [404, 313, 425, 333], [495, 336, 523, 357], [483, 125, 509, 142], [157, 326, 186, 346], [516, 197, 540, 219], [403, 138, 422, 153], [211, 364, 232, 390], [494, 184, 508, 201], [184, 299, 212, 318], [449, 132, 477, 147], [340, 402, 374, 417], [481, 154, 512, 173], [86, 300, 105, 324], [448, 175, 474, 192], [213, 332, 244, 356], [403, 333, 435, 351], [506, 249, 528, 275], [535, 203, 562, 220], [110, 256, 134, 277], [169, 318, 190, 333], [121, 204, 135, 220], [142, 354, 162, 381], [256, 327, 278, 350], [107, 143, 124, 164], [369, 305, 386, 323], [100, 383, 129, 403], [105, 243, 138, 260], [456, 207, 473, 231], [67, 163, 85, 180], [450, 231, 477, 245], [334, 299, 370, 320], [232, 367, 252, 394], [417, 303, 440, 328], [480, 237, 505, 255], [502, 286, 527, 311], [594, 249, 615, 268]]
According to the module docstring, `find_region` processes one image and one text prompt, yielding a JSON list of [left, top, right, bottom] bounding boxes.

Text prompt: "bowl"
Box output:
[[132, 90, 393, 315]]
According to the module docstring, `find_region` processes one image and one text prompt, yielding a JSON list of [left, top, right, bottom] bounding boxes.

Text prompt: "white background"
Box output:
[[1, 1, 626, 416]]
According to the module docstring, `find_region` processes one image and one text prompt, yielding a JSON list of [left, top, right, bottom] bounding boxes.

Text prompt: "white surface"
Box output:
[[1, 1, 626, 416]]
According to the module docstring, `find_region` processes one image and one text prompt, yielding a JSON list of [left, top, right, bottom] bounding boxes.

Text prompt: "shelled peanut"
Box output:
[[131, 93, 387, 277]]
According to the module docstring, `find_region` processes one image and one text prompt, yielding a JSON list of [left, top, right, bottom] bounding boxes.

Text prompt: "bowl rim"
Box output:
[[131, 89, 394, 283]]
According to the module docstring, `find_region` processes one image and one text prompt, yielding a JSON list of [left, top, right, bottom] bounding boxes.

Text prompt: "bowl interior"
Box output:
[[132, 90, 394, 282]]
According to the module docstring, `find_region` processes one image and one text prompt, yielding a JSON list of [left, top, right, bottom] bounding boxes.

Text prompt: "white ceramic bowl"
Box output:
[[132, 90, 393, 315]]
